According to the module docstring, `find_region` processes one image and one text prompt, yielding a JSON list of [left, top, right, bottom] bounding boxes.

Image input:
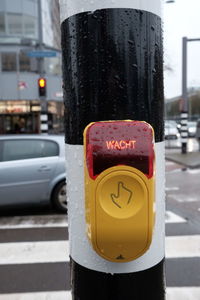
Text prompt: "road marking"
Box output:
[[188, 169, 200, 174], [0, 288, 200, 300], [0, 210, 185, 230], [167, 287, 200, 300], [166, 161, 175, 166], [0, 291, 72, 300], [168, 194, 199, 203], [0, 215, 68, 229], [0, 235, 199, 264], [166, 169, 182, 174], [165, 211, 186, 223], [165, 187, 179, 191], [166, 235, 200, 258], [0, 241, 70, 264]]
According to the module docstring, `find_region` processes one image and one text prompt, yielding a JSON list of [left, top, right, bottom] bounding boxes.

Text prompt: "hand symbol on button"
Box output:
[[111, 182, 132, 209]]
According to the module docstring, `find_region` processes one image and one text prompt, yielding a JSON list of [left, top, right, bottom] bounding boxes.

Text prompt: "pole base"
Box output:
[[181, 143, 187, 154], [70, 258, 166, 300]]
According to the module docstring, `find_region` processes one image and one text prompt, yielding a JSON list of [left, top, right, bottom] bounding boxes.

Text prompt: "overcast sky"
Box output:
[[164, 0, 200, 99]]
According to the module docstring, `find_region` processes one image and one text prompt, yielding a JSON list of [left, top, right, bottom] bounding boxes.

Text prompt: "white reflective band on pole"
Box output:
[[40, 114, 48, 121], [59, 0, 162, 22], [181, 126, 187, 131], [181, 132, 188, 137], [65, 141, 165, 273], [181, 113, 188, 118], [181, 120, 188, 125], [41, 124, 48, 130]]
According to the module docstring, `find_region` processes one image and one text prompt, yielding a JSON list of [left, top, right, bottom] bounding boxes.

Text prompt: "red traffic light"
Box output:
[[38, 78, 46, 97]]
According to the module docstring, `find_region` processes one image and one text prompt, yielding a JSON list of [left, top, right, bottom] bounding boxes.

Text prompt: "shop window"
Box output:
[[23, 15, 37, 38], [19, 52, 31, 72], [7, 13, 23, 35], [6, 13, 37, 38], [0, 101, 30, 113], [1, 53, 17, 72], [0, 13, 5, 34], [44, 56, 62, 75]]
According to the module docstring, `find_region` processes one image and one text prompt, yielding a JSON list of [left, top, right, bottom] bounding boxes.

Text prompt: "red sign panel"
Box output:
[[85, 121, 155, 179]]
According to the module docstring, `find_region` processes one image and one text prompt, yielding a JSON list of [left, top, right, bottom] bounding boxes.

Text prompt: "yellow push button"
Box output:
[[83, 121, 155, 263], [97, 171, 146, 219], [95, 169, 151, 262]]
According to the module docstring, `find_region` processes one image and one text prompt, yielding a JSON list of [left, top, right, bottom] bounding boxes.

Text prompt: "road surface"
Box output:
[[0, 159, 199, 299]]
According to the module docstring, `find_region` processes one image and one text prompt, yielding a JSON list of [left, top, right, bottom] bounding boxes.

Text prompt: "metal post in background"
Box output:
[[181, 37, 188, 154], [60, 0, 165, 299], [181, 36, 200, 153], [38, 0, 48, 134]]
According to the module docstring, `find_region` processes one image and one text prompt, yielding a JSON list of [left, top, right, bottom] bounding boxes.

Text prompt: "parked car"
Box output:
[[0, 135, 67, 212], [167, 120, 181, 132], [165, 121, 180, 140], [188, 121, 197, 137]]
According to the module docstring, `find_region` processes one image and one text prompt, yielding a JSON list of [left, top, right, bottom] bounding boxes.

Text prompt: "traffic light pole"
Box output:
[[37, 0, 48, 134], [181, 36, 200, 154], [60, 0, 165, 299], [181, 37, 188, 154]]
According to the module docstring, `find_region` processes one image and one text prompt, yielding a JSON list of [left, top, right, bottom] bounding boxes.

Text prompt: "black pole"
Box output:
[[60, 0, 165, 299]]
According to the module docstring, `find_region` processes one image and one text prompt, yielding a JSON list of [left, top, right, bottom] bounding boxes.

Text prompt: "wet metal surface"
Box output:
[[61, 9, 164, 144]]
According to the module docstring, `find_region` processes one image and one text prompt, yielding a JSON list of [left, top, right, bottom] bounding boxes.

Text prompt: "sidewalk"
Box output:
[[166, 150, 200, 168], [165, 138, 200, 168]]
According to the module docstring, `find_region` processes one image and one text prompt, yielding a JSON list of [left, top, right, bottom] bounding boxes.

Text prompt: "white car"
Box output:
[[188, 121, 197, 137], [0, 135, 67, 212], [165, 122, 180, 140]]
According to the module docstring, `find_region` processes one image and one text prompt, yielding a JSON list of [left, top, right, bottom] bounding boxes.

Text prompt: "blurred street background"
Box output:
[[0, 0, 63, 135], [0, 0, 200, 299]]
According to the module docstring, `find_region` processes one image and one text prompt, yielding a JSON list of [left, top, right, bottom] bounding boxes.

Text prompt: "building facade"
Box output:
[[0, 0, 63, 134]]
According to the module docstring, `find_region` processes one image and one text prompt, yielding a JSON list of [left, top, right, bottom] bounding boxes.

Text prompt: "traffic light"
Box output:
[[38, 77, 46, 97], [84, 120, 155, 262]]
